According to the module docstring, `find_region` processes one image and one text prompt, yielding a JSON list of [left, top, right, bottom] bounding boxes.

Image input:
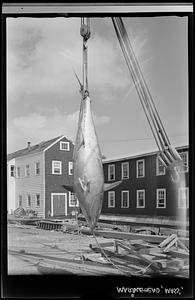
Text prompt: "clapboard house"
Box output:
[[7, 135, 78, 218], [102, 146, 189, 218]]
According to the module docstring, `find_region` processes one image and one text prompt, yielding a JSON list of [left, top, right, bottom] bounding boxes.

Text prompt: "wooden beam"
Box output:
[[94, 230, 189, 247]]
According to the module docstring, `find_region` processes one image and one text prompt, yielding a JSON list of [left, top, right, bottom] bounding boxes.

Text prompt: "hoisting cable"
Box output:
[[112, 17, 163, 153], [112, 17, 183, 176]]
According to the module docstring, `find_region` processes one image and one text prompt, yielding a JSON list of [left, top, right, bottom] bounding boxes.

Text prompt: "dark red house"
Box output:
[[102, 146, 189, 218]]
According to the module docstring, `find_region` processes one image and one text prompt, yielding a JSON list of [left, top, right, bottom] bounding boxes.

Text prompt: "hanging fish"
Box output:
[[63, 87, 122, 231]]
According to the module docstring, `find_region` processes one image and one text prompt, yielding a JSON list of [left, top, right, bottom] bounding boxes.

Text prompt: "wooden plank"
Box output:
[[159, 234, 177, 248], [94, 230, 189, 247], [166, 249, 189, 259], [163, 237, 178, 252]]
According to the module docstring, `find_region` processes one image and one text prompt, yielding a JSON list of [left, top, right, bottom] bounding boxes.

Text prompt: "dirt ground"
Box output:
[[7, 223, 118, 275]]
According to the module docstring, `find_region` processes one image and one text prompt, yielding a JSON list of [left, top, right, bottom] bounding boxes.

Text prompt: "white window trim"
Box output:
[[60, 141, 70, 151], [136, 159, 145, 178], [26, 194, 31, 207], [68, 192, 79, 207], [35, 162, 40, 176], [108, 191, 115, 208], [68, 161, 73, 175], [136, 189, 145, 208], [121, 190, 129, 208], [51, 193, 67, 216], [178, 187, 189, 208], [179, 151, 189, 173], [156, 188, 166, 208], [108, 164, 115, 181], [121, 162, 129, 179], [25, 165, 30, 177], [52, 160, 62, 175], [35, 194, 41, 207], [156, 157, 166, 176], [16, 166, 20, 179]]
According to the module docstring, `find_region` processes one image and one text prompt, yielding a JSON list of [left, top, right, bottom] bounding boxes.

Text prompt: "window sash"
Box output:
[[25, 165, 30, 176], [69, 192, 79, 207], [178, 188, 189, 208], [136, 160, 145, 177], [36, 194, 40, 207], [156, 157, 166, 175], [27, 195, 31, 207], [60, 141, 70, 151], [136, 190, 145, 208], [156, 189, 166, 208], [121, 191, 129, 208], [52, 161, 62, 174], [35, 162, 40, 175], [108, 191, 115, 207], [108, 164, 115, 181], [69, 162, 73, 175], [121, 162, 129, 179]]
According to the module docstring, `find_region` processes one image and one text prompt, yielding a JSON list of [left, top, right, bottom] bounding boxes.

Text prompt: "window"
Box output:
[[19, 195, 22, 207], [121, 191, 129, 208], [121, 162, 129, 179], [60, 141, 70, 151], [52, 161, 62, 175], [136, 159, 145, 178], [10, 165, 15, 177], [108, 191, 115, 208], [25, 165, 30, 177], [156, 189, 166, 208], [156, 157, 166, 176], [27, 194, 31, 207], [35, 162, 40, 175], [69, 162, 73, 175], [35, 194, 40, 207], [16, 167, 20, 178], [179, 152, 188, 172], [69, 192, 79, 207], [108, 164, 115, 181], [178, 188, 189, 208], [136, 190, 145, 208]]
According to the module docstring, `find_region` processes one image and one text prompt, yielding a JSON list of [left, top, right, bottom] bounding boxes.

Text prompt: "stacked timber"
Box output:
[[89, 233, 189, 277]]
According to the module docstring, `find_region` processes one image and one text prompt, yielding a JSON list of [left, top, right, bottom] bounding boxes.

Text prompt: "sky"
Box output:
[[7, 16, 189, 159]]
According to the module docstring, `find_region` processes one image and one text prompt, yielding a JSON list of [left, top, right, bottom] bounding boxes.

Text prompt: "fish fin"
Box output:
[[79, 177, 90, 193], [62, 185, 74, 193], [77, 133, 85, 151], [104, 180, 122, 191]]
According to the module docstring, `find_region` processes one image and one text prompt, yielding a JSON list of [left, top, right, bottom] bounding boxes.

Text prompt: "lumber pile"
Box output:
[[89, 234, 189, 277]]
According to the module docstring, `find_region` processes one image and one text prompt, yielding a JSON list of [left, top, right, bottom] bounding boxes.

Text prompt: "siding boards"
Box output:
[[102, 148, 189, 217], [44, 137, 74, 217], [15, 152, 44, 218]]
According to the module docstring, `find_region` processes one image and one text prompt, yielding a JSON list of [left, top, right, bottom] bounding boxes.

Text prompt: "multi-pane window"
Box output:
[[108, 191, 115, 208], [108, 164, 115, 181], [16, 167, 20, 178], [180, 152, 188, 172], [69, 192, 79, 207], [19, 195, 22, 207], [35, 162, 40, 175], [178, 188, 189, 208], [136, 159, 145, 178], [69, 162, 73, 175], [25, 165, 30, 177], [27, 194, 31, 207], [121, 162, 129, 179], [156, 157, 166, 176], [156, 189, 166, 208], [60, 141, 70, 151], [121, 191, 129, 208], [136, 190, 145, 208], [36, 194, 40, 207], [10, 165, 15, 177], [52, 161, 62, 175]]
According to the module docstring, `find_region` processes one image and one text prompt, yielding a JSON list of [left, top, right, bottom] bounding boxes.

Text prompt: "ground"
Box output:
[[7, 222, 118, 275]]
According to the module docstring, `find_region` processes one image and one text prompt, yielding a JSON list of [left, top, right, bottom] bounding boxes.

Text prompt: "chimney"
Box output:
[[27, 142, 31, 150]]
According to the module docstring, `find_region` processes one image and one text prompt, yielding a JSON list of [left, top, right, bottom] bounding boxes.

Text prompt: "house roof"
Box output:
[[7, 135, 65, 161], [102, 145, 189, 164]]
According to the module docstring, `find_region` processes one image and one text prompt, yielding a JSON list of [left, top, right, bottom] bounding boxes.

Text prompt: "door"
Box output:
[[51, 193, 67, 216]]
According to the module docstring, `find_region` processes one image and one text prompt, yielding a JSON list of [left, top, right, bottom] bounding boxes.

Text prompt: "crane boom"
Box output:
[[112, 17, 183, 181]]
